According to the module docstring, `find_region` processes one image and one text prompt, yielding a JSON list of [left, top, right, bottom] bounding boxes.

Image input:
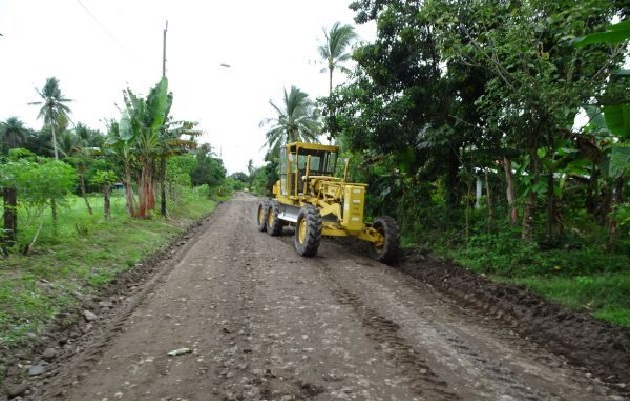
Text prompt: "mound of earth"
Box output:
[[398, 251, 630, 386]]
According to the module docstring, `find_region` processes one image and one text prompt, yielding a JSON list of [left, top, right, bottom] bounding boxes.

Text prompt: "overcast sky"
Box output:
[[0, 0, 375, 174]]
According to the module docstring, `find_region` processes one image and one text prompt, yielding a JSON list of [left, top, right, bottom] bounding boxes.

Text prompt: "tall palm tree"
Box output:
[[318, 22, 358, 99], [0, 116, 28, 153], [29, 77, 72, 160], [318, 22, 357, 140], [259, 86, 321, 155]]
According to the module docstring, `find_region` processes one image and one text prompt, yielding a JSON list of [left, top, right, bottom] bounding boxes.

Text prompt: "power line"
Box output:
[[75, 0, 134, 60]]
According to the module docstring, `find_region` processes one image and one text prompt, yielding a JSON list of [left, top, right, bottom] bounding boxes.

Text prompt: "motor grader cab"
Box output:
[[256, 142, 399, 264]]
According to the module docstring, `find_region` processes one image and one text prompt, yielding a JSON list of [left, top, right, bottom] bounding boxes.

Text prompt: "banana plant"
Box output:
[[576, 22, 630, 247], [118, 77, 172, 218]]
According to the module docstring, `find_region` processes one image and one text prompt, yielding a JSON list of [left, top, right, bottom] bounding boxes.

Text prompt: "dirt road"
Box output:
[[13, 193, 628, 400]]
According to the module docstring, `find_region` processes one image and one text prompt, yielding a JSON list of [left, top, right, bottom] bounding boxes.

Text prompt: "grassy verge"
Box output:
[[421, 232, 630, 327], [0, 192, 218, 347]]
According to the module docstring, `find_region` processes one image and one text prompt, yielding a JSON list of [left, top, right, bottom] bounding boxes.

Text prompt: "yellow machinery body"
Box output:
[[270, 143, 382, 243], [258, 142, 400, 264]]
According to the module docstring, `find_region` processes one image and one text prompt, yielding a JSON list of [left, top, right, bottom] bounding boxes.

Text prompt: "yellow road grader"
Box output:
[[256, 142, 399, 264]]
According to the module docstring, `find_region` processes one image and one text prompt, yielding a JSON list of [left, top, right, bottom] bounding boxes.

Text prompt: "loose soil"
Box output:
[[2, 193, 628, 400]]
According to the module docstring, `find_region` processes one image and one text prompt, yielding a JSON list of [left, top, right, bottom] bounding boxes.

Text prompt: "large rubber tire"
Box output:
[[294, 205, 321, 257], [256, 200, 268, 232], [369, 216, 400, 264], [266, 200, 283, 236]]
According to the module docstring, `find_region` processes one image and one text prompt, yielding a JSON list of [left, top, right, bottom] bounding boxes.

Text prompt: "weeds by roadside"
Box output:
[[416, 230, 630, 327], [0, 194, 217, 347]]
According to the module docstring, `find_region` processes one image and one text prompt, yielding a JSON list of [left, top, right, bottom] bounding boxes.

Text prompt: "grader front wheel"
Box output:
[[370, 216, 400, 264], [294, 205, 321, 257], [266, 200, 283, 236], [256, 200, 268, 232]]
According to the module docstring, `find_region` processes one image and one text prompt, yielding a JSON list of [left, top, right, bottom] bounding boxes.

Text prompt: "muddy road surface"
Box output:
[[10, 193, 628, 400]]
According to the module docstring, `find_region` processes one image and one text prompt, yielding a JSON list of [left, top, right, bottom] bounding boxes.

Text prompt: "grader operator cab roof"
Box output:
[[285, 142, 339, 177]]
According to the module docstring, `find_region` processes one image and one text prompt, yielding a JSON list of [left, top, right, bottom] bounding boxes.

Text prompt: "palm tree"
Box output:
[[29, 77, 72, 160], [259, 86, 321, 155], [318, 22, 357, 140], [318, 22, 358, 98], [0, 116, 28, 154]]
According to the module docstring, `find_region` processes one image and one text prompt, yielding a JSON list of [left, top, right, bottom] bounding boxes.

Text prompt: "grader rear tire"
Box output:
[[294, 205, 321, 257], [256, 200, 268, 232], [266, 200, 283, 236], [369, 216, 399, 264]]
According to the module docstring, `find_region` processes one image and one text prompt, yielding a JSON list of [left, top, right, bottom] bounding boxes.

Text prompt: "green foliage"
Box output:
[[166, 154, 195, 187], [119, 77, 172, 158], [251, 156, 279, 196], [609, 144, 630, 178], [89, 170, 118, 187], [224, 177, 247, 191], [575, 20, 630, 46], [190, 145, 227, 188], [259, 86, 322, 156], [0, 158, 76, 206], [449, 231, 629, 277], [509, 274, 630, 326], [0, 117, 29, 154]]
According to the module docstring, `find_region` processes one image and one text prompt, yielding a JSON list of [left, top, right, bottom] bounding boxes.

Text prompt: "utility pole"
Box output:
[[161, 20, 168, 218], [162, 20, 168, 77]]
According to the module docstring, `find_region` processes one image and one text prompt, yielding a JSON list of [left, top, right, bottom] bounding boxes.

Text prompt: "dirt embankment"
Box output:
[[397, 252, 630, 386]]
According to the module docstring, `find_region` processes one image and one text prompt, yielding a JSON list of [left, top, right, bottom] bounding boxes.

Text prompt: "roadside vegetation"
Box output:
[[0, 192, 218, 346], [250, 2, 630, 326], [0, 75, 244, 353]]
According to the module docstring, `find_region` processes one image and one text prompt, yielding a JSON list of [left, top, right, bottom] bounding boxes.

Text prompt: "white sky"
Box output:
[[0, 0, 375, 174]]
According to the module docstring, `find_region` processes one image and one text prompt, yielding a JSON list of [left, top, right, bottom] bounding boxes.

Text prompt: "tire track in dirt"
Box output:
[[308, 240, 621, 400], [310, 260, 460, 400], [397, 253, 630, 392], [208, 198, 329, 401]]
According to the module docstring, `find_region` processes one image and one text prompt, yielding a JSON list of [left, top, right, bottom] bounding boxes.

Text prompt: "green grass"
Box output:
[[424, 230, 630, 327], [0, 192, 218, 347], [500, 274, 630, 326]]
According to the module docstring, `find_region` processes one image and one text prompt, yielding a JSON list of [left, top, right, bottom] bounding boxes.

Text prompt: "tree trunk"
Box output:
[[137, 162, 153, 218], [445, 145, 460, 211], [522, 146, 541, 242], [465, 180, 471, 245], [608, 177, 625, 251], [484, 167, 494, 233], [147, 160, 156, 211], [522, 192, 535, 242], [80, 174, 92, 215], [103, 184, 111, 221], [586, 163, 598, 216], [503, 157, 518, 225], [2, 187, 18, 249], [545, 170, 554, 243], [124, 162, 136, 217], [160, 157, 167, 218], [50, 198, 58, 224], [327, 63, 335, 142], [50, 104, 59, 161]]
